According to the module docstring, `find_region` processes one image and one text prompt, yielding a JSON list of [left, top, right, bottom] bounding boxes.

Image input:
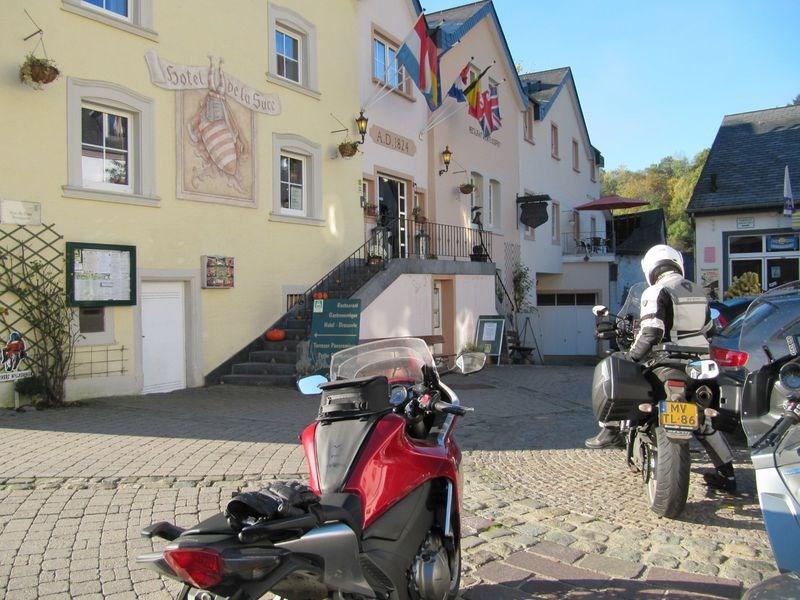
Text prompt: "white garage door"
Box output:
[[537, 292, 597, 356]]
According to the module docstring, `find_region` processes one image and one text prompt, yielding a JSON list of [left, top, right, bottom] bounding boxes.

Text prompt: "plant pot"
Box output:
[[338, 142, 359, 158], [459, 183, 475, 195], [367, 256, 383, 266], [30, 63, 59, 84]]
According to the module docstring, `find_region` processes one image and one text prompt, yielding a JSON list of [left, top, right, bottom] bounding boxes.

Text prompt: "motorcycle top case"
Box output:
[[318, 376, 390, 420], [592, 353, 652, 422]]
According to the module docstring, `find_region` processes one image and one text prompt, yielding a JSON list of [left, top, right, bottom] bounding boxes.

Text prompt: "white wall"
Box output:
[[454, 274, 498, 351]]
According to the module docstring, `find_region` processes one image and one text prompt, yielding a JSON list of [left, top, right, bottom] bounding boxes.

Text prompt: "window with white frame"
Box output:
[[551, 201, 560, 242], [572, 139, 580, 172], [373, 35, 405, 91], [279, 153, 305, 214], [275, 27, 301, 83], [551, 123, 559, 159], [523, 106, 534, 144], [81, 106, 132, 193], [272, 133, 323, 223], [62, 0, 156, 40], [488, 179, 500, 229], [65, 78, 157, 205], [268, 4, 319, 95]]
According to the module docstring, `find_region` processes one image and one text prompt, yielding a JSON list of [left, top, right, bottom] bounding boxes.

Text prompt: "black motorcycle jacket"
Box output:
[[628, 271, 711, 361]]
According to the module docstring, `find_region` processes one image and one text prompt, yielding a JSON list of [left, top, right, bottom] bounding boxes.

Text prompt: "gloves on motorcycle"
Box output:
[[225, 481, 320, 531]]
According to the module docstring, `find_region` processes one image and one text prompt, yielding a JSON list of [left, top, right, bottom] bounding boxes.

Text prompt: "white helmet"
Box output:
[[641, 244, 684, 285]]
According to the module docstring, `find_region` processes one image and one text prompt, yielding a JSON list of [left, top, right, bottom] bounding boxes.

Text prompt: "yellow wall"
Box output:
[[0, 1, 363, 398]]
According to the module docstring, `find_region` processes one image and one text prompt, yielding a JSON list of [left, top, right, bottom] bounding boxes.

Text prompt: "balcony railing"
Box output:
[[561, 230, 615, 256], [372, 217, 497, 262]]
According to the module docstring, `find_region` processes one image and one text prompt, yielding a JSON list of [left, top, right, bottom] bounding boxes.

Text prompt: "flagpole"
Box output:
[[363, 58, 401, 111]]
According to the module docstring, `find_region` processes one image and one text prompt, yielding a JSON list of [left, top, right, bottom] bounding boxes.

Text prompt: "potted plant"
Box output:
[[411, 205, 426, 224], [367, 253, 383, 266], [470, 245, 489, 262], [364, 202, 378, 217], [19, 53, 60, 89], [338, 141, 359, 158], [459, 182, 475, 195]]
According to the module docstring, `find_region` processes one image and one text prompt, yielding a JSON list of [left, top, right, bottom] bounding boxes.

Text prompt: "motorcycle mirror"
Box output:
[[297, 374, 328, 395], [778, 361, 800, 391], [709, 307, 721, 321], [592, 305, 609, 317], [455, 352, 487, 375]]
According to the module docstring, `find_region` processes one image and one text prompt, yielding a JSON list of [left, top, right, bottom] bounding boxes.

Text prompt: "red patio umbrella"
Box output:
[[574, 195, 649, 211]]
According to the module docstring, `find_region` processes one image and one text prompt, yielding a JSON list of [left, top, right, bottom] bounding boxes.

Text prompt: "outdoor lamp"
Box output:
[[355, 110, 369, 144], [438, 146, 452, 176]]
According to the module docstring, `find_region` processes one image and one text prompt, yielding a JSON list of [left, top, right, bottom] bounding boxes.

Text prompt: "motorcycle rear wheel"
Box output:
[[644, 425, 690, 518]]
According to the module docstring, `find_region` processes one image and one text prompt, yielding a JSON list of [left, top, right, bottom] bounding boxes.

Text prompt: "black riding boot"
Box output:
[[703, 461, 737, 493], [585, 426, 624, 449]]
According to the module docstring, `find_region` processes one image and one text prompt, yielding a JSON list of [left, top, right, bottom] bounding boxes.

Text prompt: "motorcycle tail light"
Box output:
[[164, 548, 223, 589], [711, 347, 749, 368], [716, 314, 729, 329]]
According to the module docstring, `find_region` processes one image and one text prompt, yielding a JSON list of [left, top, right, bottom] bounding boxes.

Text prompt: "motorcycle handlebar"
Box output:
[[755, 410, 800, 449], [432, 400, 472, 416]]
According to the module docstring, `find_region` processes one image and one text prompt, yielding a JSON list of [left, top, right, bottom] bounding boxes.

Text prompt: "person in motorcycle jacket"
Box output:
[[585, 244, 737, 493]]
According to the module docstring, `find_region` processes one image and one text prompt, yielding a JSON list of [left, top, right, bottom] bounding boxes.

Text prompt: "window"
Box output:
[[523, 106, 534, 144], [537, 292, 596, 306], [62, 0, 156, 40], [590, 158, 597, 182], [725, 231, 800, 292], [271, 133, 323, 224], [275, 28, 301, 83], [572, 139, 580, 172], [280, 153, 305, 214], [488, 179, 500, 229], [75, 306, 115, 346], [83, 0, 128, 18], [65, 78, 157, 206], [730, 235, 763, 254], [551, 123, 559, 158], [372, 34, 406, 92], [81, 106, 131, 193], [551, 201, 560, 243], [268, 3, 319, 96]]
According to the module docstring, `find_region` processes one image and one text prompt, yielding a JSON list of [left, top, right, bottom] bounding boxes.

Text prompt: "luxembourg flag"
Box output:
[[397, 14, 442, 111]]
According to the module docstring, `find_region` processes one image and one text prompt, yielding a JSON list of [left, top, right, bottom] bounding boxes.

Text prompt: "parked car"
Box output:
[[710, 288, 800, 417], [710, 296, 756, 331]]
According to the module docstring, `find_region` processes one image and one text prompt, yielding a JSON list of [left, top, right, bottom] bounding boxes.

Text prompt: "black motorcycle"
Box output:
[[592, 283, 723, 518]]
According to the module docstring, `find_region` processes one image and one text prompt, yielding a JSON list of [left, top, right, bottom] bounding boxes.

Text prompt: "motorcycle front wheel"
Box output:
[[644, 425, 690, 518]]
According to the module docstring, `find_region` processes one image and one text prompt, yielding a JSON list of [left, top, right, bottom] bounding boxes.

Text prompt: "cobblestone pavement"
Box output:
[[0, 366, 775, 599]]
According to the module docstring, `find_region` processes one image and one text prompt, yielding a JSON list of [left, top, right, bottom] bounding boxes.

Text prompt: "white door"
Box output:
[[141, 281, 186, 394]]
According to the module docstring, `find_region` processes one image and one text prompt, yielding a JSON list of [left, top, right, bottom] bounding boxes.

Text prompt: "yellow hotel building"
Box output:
[[0, 0, 363, 401]]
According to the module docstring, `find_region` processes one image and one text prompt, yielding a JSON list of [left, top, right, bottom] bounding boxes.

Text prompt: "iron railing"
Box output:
[[561, 230, 615, 256], [391, 217, 496, 261]]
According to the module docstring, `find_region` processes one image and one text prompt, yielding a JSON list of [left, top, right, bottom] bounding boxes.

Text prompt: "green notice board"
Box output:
[[474, 315, 505, 362], [310, 299, 361, 368]]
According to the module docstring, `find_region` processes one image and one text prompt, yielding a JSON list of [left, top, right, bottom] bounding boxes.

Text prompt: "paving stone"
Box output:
[[473, 560, 530, 587], [578, 553, 644, 579], [505, 551, 610, 586], [646, 566, 742, 599], [528, 540, 584, 564]]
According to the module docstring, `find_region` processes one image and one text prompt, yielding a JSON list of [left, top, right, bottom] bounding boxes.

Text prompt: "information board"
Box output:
[[66, 242, 136, 307], [309, 299, 361, 368], [474, 315, 505, 362]]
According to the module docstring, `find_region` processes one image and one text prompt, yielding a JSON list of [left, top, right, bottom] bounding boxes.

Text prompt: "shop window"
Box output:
[[731, 259, 762, 287], [65, 78, 157, 206], [268, 3, 319, 95], [62, 0, 156, 40], [271, 133, 322, 224], [729, 235, 762, 254]]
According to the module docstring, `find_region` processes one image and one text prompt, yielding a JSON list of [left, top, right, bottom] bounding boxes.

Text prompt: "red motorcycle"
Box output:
[[137, 338, 485, 600]]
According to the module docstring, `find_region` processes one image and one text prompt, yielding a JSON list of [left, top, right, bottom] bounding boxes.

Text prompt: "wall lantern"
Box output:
[[438, 146, 452, 176], [355, 110, 369, 144]]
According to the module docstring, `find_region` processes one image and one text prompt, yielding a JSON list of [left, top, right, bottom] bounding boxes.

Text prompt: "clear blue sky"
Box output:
[[422, 0, 800, 171]]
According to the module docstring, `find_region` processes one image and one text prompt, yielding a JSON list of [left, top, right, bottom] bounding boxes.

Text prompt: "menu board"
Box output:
[[66, 242, 136, 306]]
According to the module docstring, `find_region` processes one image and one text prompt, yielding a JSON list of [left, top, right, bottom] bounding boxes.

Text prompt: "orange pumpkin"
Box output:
[[265, 329, 286, 342]]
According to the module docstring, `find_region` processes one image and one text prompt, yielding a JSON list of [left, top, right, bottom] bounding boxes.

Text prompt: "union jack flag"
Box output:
[[479, 84, 501, 138]]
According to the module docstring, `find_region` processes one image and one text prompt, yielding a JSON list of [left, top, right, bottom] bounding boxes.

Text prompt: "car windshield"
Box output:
[[329, 338, 435, 383], [739, 281, 800, 371], [618, 282, 647, 319]]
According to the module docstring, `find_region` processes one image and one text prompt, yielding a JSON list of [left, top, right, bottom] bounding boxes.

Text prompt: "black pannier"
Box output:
[[318, 376, 389, 420], [592, 353, 652, 422]]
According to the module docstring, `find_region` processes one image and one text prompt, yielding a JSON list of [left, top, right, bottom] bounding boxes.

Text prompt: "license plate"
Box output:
[[659, 401, 698, 430]]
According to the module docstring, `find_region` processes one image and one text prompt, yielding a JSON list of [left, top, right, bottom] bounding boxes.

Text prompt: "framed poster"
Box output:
[[202, 255, 235, 288], [474, 315, 505, 363], [66, 242, 136, 307]]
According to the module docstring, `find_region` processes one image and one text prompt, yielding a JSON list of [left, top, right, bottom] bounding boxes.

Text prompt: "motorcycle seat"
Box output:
[[184, 512, 236, 536]]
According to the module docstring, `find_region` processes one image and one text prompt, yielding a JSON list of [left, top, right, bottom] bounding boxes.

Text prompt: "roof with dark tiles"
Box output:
[[688, 105, 800, 214]]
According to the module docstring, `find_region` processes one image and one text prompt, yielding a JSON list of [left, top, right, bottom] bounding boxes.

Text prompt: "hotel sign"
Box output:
[[369, 125, 416, 157]]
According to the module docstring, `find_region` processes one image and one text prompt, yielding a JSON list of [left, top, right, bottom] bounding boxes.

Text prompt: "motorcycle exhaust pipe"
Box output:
[[695, 385, 714, 405]]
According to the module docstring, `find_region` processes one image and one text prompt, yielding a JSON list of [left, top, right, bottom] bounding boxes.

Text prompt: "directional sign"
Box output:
[[309, 299, 361, 368]]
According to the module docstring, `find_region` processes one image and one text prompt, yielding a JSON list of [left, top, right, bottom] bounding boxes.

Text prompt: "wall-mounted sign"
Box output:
[[310, 299, 361, 368], [66, 242, 136, 307], [468, 126, 500, 147], [766, 234, 798, 252], [369, 125, 417, 156], [736, 216, 755, 229], [0, 199, 41, 226], [202, 255, 235, 288], [0, 330, 32, 382]]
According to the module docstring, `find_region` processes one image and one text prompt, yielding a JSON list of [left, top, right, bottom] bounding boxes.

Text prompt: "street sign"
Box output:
[[309, 299, 361, 368]]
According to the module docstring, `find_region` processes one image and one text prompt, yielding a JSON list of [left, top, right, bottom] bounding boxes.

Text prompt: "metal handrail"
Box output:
[[561, 230, 614, 255]]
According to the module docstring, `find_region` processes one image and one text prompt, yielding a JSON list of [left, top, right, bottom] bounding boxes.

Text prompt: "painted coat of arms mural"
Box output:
[[145, 51, 281, 207]]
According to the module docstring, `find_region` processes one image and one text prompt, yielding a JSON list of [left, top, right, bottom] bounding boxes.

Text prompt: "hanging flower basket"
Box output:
[[338, 142, 359, 158], [19, 54, 60, 89], [459, 183, 475, 195]]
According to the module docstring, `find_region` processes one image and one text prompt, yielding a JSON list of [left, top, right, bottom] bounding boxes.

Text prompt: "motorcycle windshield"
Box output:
[[329, 338, 435, 383], [618, 281, 647, 319], [739, 281, 800, 373]]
